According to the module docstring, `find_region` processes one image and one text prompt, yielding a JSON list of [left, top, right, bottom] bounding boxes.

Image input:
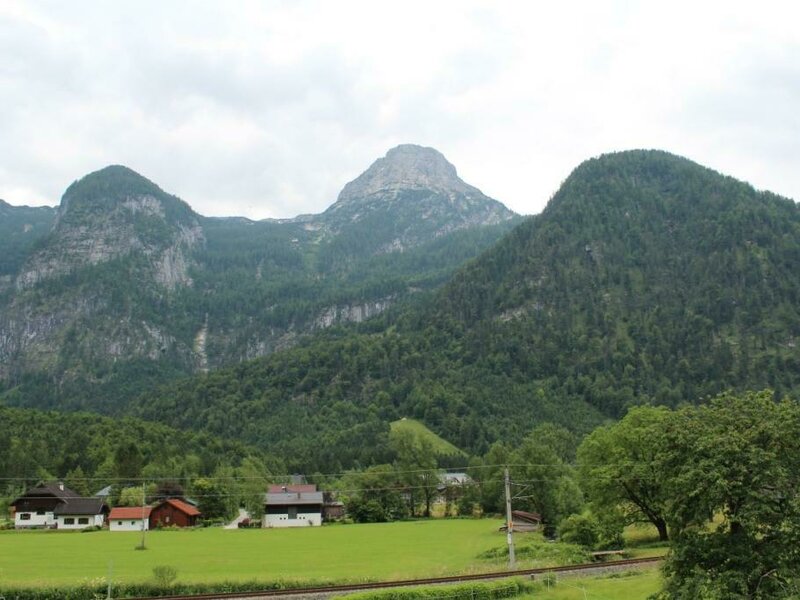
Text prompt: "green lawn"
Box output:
[[526, 569, 661, 599], [0, 519, 666, 593], [390, 418, 466, 456], [0, 519, 519, 588]]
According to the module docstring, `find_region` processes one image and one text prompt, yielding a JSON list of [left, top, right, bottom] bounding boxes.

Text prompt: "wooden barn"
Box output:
[[149, 498, 202, 528]]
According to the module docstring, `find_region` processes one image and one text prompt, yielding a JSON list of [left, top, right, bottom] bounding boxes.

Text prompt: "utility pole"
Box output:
[[504, 467, 515, 569], [140, 482, 147, 550], [106, 560, 113, 599]]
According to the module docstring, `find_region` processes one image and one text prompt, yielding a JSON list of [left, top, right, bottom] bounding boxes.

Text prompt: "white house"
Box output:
[[264, 484, 323, 528], [11, 482, 107, 529], [109, 506, 152, 531], [55, 498, 108, 529]]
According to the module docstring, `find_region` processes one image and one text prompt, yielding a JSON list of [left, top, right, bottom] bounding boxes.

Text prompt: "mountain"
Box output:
[[311, 144, 514, 266], [0, 148, 519, 411], [15, 165, 203, 290], [0, 200, 56, 286], [126, 150, 800, 473]]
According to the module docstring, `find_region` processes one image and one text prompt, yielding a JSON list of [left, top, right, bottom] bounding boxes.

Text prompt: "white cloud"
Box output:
[[1, 0, 798, 218]]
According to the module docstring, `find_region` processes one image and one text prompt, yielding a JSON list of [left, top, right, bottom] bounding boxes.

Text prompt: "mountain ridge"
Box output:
[[122, 149, 800, 472], [0, 145, 520, 410]]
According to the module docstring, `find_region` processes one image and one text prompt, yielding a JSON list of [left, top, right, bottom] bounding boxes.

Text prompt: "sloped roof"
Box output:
[[95, 485, 113, 497], [512, 510, 542, 523], [268, 484, 317, 493], [109, 506, 152, 520], [266, 491, 324, 506], [54, 498, 108, 516], [158, 498, 201, 516], [11, 482, 80, 506]]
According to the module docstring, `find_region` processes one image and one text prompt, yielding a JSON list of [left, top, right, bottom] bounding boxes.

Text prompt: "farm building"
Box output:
[[109, 506, 152, 531], [10, 482, 108, 529], [499, 510, 542, 533], [54, 498, 108, 529], [149, 498, 201, 528], [264, 484, 323, 528]]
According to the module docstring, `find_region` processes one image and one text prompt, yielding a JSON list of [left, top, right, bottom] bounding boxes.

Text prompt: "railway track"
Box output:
[[130, 556, 662, 600]]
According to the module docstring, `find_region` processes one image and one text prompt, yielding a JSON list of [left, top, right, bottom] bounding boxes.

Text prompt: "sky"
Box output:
[[1, 1, 798, 219]]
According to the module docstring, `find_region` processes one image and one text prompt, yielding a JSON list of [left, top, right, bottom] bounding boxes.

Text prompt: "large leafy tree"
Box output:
[[577, 406, 672, 541], [658, 391, 800, 598]]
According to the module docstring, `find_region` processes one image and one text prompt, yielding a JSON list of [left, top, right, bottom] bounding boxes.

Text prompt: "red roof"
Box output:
[[268, 484, 317, 493], [109, 506, 152, 519], [161, 498, 201, 516]]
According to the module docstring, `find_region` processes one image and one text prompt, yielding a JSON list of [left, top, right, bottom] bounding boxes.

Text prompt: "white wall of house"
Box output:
[[109, 518, 149, 532], [264, 512, 322, 528], [57, 514, 105, 529], [15, 511, 55, 528]]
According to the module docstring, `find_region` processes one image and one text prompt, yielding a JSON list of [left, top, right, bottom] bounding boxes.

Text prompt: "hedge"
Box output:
[[338, 578, 534, 600]]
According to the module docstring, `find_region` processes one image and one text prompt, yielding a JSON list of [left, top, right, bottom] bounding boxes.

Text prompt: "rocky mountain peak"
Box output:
[[335, 144, 478, 205], [15, 165, 203, 290], [58, 165, 194, 225]]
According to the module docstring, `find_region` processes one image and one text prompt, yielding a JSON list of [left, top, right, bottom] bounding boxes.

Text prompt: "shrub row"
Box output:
[[339, 578, 534, 600], [0, 579, 295, 600]]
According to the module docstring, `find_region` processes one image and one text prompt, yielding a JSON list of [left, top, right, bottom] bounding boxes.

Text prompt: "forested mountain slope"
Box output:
[[0, 405, 277, 487], [0, 200, 56, 283], [0, 146, 518, 412], [433, 150, 800, 410], [127, 150, 800, 473]]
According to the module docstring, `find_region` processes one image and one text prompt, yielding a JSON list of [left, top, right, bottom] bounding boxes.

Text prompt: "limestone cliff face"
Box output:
[[16, 166, 203, 290], [0, 166, 204, 379], [0, 147, 518, 409]]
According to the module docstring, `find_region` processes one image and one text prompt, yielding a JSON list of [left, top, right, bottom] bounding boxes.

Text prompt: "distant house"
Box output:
[[10, 482, 108, 529], [109, 506, 152, 532], [54, 498, 109, 529], [322, 492, 345, 521], [264, 484, 323, 528], [149, 498, 201, 528]]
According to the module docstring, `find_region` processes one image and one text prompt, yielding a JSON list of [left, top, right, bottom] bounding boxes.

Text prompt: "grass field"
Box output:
[[0, 519, 525, 588], [525, 569, 661, 599], [0, 519, 666, 594], [390, 418, 466, 456]]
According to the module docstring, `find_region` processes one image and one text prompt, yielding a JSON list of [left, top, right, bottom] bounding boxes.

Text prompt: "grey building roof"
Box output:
[[94, 485, 113, 497], [53, 498, 108, 516], [11, 482, 80, 507], [265, 491, 324, 506]]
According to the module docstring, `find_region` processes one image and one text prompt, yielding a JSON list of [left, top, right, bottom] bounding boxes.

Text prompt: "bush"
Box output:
[[340, 578, 533, 600], [558, 513, 624, 550], [152, 565, 178, 586], [558, 514, 598, 548]]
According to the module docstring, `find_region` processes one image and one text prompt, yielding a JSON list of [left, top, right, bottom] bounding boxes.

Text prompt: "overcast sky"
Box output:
[[1, 1, 798, 219]]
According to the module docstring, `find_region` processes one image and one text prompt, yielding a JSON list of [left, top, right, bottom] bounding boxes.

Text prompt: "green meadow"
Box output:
[[521, 569, 661, 599], [390, 418, 466, 457], [0, 519, 665, 594], [0, 519, 506, 588]]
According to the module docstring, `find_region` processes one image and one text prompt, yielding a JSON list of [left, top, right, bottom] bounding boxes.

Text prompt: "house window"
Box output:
[[20, 513, 31, 521], [117, 521, 123, 526], [64, 517, 75, 525], [131, 521, 136, 525], [36, 509, 46, 515], [78, 517, 89, 525]]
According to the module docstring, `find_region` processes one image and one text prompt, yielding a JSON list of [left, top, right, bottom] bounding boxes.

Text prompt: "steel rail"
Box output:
[[129, 556, 662, 600]]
